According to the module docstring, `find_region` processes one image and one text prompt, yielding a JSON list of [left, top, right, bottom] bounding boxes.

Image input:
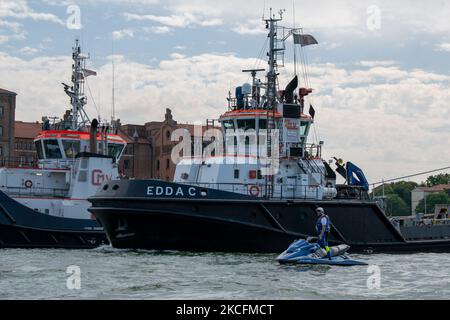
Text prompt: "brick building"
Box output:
[[0, 88, 17, 160], [1, 89, 208, 181], [118, 124, 153, 179], [117, 108, 211, 181], [14, 121, 42, 165]]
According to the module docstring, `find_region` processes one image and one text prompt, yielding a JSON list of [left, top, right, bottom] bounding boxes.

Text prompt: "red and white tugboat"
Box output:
[[0, 40, 126, 248]]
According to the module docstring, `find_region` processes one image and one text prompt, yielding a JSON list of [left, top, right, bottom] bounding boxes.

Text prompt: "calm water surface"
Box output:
[[1, 246, 449, 299]]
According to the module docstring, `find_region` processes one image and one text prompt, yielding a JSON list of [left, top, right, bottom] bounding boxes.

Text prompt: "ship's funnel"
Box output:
[[284, 76, 298, 104], [90, 119, 98, 154]]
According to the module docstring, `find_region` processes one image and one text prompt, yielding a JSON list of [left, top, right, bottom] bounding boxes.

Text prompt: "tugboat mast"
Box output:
[[63, 39, 93, 131], [264, 9, 284, 110]]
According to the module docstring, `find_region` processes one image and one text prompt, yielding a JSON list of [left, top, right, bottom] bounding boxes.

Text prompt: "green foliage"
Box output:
[[385, 194, 410, 216], [371, 181, 418, 216], [415, 192, 450, 214], [370, 174, 450, 215], [426, 173, 450, 187]]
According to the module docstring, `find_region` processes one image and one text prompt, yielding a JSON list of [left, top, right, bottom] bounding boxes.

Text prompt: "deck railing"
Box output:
[[178, 182, 367, 201], [0, 157, 75, 170], [0, 157, 38, 168], [2, 186, 69, 198]]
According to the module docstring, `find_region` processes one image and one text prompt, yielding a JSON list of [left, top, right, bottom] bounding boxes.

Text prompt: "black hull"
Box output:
[[89, 180, 450, 254], [0, 191, 107, 249], [94, 205, 298, 253]]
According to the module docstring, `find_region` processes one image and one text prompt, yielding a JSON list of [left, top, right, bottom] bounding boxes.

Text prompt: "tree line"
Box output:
[[370, 173, 450, 216]]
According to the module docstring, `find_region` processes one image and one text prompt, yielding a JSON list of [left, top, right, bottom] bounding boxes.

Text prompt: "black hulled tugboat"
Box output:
[[0, 40, 126, 248], [89, 12, 450, 253]]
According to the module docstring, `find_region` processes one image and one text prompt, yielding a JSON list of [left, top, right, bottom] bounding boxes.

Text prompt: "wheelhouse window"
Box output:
[[62, 140, 81, 159], [300, 122, 309, 136], [222, 120, 235, 131], [43, 139, 62, 159], [237, 119, 255, 131], [35, 141, 44, 159], [108, 143, 125, 160], [259, 119, 267, 130]]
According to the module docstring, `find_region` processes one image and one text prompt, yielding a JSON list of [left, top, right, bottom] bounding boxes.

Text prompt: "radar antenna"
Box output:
[[62, 39, 96, 131]]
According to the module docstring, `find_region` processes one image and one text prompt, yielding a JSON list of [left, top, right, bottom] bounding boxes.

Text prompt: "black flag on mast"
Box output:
[[293, 34, 318, 47], [309, 105, 316, 119]]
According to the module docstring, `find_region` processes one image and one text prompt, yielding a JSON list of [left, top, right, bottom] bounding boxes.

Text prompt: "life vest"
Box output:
[[316, 214, 331, 233]]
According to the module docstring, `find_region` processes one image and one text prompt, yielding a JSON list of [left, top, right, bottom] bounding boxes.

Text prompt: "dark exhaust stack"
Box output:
[[90, 119, 99, 154], [284, 75, 298, 104]]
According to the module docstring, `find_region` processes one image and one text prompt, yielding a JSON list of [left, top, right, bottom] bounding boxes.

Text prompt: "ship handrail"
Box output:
[[0, 157, 75, 170], [2, 186, 69, 198], [180, 182, 367, 201], [398, 216, 450, 227]]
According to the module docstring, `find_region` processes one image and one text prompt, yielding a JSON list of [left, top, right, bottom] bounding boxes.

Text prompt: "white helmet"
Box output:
[[316, 207, 324, 214]]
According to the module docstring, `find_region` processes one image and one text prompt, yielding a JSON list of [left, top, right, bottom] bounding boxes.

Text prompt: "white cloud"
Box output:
[[18, 46, 40, 55], [0, 0, 64, 44], [358, 60, 397, 67], [33, 0, 450, 40], [169, 53, 185, 59], [143, 0, 450, 39], [1, 48, 449, 183], [231, 19, 266, 35], [0, 0, 64, 25], [0, 28, 26, 44], [0, 19, 22, 33], [322, 42, 342, 50], [112, 29, 135, 40], [0, 20, 25, 44], [435, 43, 450, 52], [124, 12, 222, 28], [143, 26, 172, 34], [43, 0, 160, 5]]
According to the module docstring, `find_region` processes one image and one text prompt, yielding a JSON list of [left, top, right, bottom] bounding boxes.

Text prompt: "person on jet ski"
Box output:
[[315, 207, 332, 260]]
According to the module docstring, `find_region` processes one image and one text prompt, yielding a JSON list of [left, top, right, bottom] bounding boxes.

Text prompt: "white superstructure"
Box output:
[[0, 40, 126, 219], [174, 11, 339, 200]]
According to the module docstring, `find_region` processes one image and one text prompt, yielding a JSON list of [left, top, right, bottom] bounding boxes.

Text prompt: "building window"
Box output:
[[0, 106, 3, 117], [0, 146, 2, 156], [0, 126, 3, 137], [166, 159, 170, 169], [156, 160, 160, 171]]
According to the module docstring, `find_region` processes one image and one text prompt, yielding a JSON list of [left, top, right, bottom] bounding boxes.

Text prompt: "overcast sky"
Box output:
[[0, 0, 449, 184]]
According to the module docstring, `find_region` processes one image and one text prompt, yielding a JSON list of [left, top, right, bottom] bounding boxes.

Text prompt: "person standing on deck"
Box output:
[[315, 207, 332, 260]]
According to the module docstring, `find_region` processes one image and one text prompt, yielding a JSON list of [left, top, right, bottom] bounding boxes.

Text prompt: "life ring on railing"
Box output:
[[248, 185, 260, 197], [24, 180, 33, 188]]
